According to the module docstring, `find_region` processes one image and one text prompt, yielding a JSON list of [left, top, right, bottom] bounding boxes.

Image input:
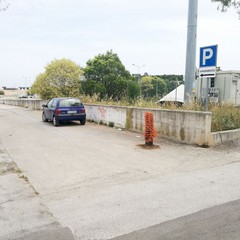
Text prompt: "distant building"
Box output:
[[195, 70, 240, 106], [2, 87, 18, 90], [19, 87, 30, 90], [158, 70, 240, 106], [2, 87, 30, 97]]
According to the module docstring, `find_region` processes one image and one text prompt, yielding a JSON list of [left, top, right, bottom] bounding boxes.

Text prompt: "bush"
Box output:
[[0, 90, 4, 95], [108, 122, 115, 127], [211, 104, 240, 132]]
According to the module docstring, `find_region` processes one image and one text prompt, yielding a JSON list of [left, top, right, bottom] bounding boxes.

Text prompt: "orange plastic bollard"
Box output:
[[144, 112, 158, 146]]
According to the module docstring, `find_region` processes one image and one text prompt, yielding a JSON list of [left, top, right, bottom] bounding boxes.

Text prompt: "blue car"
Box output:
[[42, 98, 86, 126]]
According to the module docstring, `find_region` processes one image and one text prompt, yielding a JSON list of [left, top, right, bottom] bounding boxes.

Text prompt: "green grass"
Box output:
[[210, 104, 240, 132]]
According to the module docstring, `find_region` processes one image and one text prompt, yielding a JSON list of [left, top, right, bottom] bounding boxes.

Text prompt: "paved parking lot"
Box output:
[[0, 104, 240, 239]]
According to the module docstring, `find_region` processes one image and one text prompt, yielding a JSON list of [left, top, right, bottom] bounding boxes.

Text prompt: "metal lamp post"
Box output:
[[184, 0, 198, 104], [132, 64, 145, 97]]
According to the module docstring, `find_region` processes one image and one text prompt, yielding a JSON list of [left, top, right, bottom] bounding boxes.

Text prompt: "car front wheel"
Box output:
[[42, 112, 48, 122], [53, 116, 59, 127]]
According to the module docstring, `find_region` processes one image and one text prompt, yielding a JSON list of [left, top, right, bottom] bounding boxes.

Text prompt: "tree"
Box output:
[[140, 76, 167, 99], [127, 81, 140, 100], [31, 59, 83, 99], [212, 0, 240, 14], [141, 76, 154, 99], [152, 77, 168, 98], [82, 50, 133, 100], [0, 0, 10, 11], [155, 75, 184, 93]]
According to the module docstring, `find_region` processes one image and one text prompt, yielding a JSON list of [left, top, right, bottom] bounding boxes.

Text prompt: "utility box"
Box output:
[[196, 70, 240, 106]]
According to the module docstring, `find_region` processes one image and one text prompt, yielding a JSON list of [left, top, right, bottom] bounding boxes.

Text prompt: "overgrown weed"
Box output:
[[210, 104, 240, 132], [80, 95, 240, 132]]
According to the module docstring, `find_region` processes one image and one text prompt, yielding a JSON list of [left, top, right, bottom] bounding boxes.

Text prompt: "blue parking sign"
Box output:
[[199, 45, 218, 68]]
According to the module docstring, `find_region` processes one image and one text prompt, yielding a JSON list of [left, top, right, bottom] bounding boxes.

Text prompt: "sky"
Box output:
[[0, 0, 240, 88]]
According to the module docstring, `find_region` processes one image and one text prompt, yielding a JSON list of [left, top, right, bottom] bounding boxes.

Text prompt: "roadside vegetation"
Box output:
[[210, 104, 240, 132], [30, 51, 183, 102], [81, 95, 240, 132], [29, 50, 240, 133]]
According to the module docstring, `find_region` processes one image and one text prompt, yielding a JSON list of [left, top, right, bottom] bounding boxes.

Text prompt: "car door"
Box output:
[[43, 99, 53, 120], [45, 99, 58, 120]]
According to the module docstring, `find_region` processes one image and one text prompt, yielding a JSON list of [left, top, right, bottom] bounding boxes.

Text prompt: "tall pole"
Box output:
[[132, 64, 145, 97], [184, 0, 198, 103]]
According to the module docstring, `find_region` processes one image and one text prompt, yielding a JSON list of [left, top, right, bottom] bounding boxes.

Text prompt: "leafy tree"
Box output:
[[31, 59, 83, 99], [80, 80, 106, 97], [82, 50, 133, 100], [141, 76, 154, 99], [31, 72, 58, 100], [127, 81, 140, 100], [155, 75, 184, 93], [140, 76, 167, 99], [212, 0, 240, 13], [0, 0, 10, 11], [152, 77, 168, 98]]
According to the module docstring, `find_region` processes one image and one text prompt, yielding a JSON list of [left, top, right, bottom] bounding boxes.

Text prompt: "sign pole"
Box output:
[[205, 78, 209, 111]]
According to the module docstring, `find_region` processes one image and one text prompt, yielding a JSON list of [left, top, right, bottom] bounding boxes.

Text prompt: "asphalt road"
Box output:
[[0, 104, 240, 240], [111, 199, 240, 240]]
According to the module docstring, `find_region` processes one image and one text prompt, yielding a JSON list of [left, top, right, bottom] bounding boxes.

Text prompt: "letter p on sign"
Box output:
[[200, 45, 218, 68], [202, 48, 213, 65]]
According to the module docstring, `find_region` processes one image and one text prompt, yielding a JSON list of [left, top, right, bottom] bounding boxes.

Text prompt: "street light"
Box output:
[[132, 64, 145, 97]]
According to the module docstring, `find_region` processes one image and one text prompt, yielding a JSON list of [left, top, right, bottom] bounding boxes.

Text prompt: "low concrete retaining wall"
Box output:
[[85, 105, 212, 146], [1, 99, 239, 146], [210, 129, 240, 146], [0, 99, 46, 110], [85, 104, 126, 128]]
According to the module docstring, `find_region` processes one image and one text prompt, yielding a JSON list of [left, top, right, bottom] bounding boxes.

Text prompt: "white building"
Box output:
[[196, 70, 240, 106]]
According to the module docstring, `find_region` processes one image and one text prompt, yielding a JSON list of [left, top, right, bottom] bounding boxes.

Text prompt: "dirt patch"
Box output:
[[0, 149, 19, 175], [0, 161, 19, 175], [137, 144, 160, 150]]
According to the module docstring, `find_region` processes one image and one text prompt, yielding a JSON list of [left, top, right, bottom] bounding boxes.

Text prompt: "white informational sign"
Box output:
[[199, 67, 216, 78]]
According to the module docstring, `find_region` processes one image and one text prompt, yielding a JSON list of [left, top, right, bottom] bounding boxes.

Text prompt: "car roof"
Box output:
[[52, 97, 80, 100]]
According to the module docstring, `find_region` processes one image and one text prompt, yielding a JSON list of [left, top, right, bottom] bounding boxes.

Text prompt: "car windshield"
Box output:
[[59, 99, 82, 107]]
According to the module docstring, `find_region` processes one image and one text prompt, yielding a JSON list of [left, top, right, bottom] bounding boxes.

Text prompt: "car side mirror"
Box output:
[[42, 104, 48, 108]]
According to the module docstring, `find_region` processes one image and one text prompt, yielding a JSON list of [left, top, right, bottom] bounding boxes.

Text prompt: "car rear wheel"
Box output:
[[42, 112, 48, 122], [53, 116, 59, 127], [80, 119, 86, 125]]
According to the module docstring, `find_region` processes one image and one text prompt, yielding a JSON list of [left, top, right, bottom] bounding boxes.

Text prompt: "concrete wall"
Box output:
[[125, 107, 212, 146], [0, 99, 46, 110], [210, 129, 240, 146], [85, 104, 212, 146], [1, 99, 239, 147], [85, 104, 126, 128]]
